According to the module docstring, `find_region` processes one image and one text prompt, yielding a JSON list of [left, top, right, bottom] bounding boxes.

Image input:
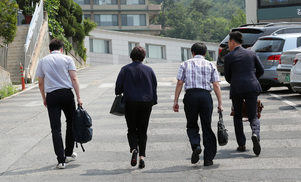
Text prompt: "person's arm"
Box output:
[[115, 69, 124, 95], [224, 55, 231, 84], [213, 81, 223, 112], [69, 70, 83, 106], [38, 77, 47, 107], [173, 80, 184, 112]]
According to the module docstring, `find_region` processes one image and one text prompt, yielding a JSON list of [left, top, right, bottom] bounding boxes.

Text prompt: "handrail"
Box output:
[[24, 0, 44, 82]]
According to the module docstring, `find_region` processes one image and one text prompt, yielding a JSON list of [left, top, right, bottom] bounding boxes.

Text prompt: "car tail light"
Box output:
[[267, 54, 281, 63], [218, 47, 223, 53], [293, 58, 298, 66], [279, 56, 282, 64]]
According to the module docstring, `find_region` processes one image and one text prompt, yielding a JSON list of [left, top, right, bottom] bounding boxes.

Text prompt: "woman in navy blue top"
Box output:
[[115, 46, 157, 169]]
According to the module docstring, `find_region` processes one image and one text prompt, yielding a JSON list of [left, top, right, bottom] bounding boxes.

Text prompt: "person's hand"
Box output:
[[77, 98, 83, 107], [43, 99, 47, 107], [173, 103, 179, 112], [218, 105, 223, 113]]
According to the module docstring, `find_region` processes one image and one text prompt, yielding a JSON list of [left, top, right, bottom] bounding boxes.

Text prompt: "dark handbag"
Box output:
[[230, 100, 264, 119], [110, 95, 126, 116], [217, 109, 228, 146], [73, 105, 93, 152]]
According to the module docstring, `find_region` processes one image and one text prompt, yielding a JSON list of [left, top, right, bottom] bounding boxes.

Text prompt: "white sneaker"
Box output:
[[56, 163, 65, 169], [65, 152, 77, 163]]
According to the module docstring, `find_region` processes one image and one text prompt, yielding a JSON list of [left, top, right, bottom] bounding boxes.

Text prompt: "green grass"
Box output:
[[0, 84, 18, 99]]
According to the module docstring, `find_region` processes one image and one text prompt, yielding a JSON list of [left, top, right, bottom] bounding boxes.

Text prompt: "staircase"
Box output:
[[7, 25, 29, 84]]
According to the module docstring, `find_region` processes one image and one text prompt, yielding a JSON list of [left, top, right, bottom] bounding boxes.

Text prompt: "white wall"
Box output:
[[245, 0, 257, 24], [85, 29, 219, 65]]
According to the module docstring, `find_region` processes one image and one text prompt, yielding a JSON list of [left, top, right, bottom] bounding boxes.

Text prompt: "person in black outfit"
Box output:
[[224, 31, 264, 156], [115, 46, 157, 168]]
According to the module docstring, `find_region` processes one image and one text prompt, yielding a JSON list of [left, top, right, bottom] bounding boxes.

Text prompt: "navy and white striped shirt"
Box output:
[[177, 55, 220, 91]]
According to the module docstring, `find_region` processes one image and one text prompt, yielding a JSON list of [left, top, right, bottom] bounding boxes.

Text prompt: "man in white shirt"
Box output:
[[36, 39, 83, 169]]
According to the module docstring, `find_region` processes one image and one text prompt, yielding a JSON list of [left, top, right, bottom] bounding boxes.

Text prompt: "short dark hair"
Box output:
[[191, 43, 207, 56], [130, 46, 146, 62], [49, 39, 64, 51], [229, 31, 243, 44]]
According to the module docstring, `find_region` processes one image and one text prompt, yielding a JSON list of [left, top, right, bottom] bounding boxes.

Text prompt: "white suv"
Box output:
[[290, 53, 301, 93]]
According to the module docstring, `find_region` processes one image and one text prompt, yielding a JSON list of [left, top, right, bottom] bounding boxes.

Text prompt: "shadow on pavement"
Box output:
[[2, 164, 80, 176], [216, 149, 255, 159], [82, 168, 135, 176]]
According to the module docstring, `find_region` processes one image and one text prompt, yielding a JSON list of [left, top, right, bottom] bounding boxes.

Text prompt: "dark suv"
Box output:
[[217, 22, 301, 75]]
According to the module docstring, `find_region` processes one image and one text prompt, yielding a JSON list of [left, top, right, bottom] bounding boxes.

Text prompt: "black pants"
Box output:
[[46, 89, 76, 163], [125, 101, 152, 157], [183, 89, 217, 161], [232, 92, 260, 147]]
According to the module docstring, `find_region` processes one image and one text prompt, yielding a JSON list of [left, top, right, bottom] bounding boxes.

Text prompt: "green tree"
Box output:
[[229, 8, 246, 29], [189, 0, 212, 16], [0, 0, 18, 44], [45, 0, 96, 61]]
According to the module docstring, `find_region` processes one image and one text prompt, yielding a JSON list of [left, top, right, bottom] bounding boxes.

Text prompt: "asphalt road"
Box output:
[[1, 62, 301, 182]]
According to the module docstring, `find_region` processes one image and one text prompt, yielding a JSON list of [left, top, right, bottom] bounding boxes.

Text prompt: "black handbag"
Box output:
[[110, 95, 126, 116], [217, 109, 228, 146]]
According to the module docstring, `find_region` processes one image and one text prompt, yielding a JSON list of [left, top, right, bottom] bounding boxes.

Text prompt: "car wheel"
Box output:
[[261, 85, 271, 92]]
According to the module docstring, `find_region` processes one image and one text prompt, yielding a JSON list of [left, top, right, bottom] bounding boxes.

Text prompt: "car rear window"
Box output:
[[220, 29, 264, 45], [251, 39, 285, 52]]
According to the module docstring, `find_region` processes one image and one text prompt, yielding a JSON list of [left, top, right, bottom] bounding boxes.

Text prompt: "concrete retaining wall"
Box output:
[[0, 67, 12, 89]]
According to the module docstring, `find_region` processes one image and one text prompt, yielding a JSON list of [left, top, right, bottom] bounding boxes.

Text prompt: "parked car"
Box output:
[[217, 22, 301, 75], [290, 53, 301, 93], [277, 47, 301, 90], [251, 33, 301, 91]]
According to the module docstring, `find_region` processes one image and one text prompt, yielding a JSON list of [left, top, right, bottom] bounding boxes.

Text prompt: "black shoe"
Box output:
[[191, 146, 202, 164], [203, 160, 213, 166], [251, 134, 261, 156], [236, 146, 246, 152], [131, 149, 138, 166], [138, 159, 145, 169]]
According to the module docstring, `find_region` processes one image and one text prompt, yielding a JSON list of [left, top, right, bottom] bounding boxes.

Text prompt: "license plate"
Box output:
[[285, 73, 290, 82]]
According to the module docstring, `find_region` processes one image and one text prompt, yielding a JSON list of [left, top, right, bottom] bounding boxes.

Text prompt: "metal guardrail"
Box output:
[[24, 0, 44, 82]]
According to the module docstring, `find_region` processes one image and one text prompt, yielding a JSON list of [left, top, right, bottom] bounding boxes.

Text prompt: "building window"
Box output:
[[89, 39, 111, 54], [121, 0, 145, 5], [146, 44, 166, 59], [121, 14, 146, 26], [83, 14, 91, 20], [258, 0, 301, 8], [74, 0, 90, 5], [94, 14, 118, 26], [93, 0, 117, 5], [128, 42, 139, 55], [181, 48, 192, 61]]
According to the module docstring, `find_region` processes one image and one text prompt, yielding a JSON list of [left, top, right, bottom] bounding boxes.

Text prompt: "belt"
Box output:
[[186, 88, 209, 92]]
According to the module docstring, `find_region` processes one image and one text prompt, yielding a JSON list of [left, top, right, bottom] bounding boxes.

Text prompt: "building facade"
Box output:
[[85, 29, 219, 65], [74, 0, 161, 35], [246, 0, 301, 23]]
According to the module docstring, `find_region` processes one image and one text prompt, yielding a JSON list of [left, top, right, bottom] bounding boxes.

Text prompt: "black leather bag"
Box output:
[[110, 95, 126, 116], [217, 109, 228, 146]]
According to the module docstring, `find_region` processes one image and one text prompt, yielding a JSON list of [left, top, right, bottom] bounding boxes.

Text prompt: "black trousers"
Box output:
[[46, 89, 76, 163], [232, 92, 260, 147], [125, 101, 152, 157], [183, 89, 217, 161]]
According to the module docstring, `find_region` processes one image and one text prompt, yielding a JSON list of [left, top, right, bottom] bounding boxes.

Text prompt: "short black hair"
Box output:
[[191, 43, 207, 56], [130, 46, 146, 62], [229, 31, 243, 44], [49, 39, 64, 51]]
